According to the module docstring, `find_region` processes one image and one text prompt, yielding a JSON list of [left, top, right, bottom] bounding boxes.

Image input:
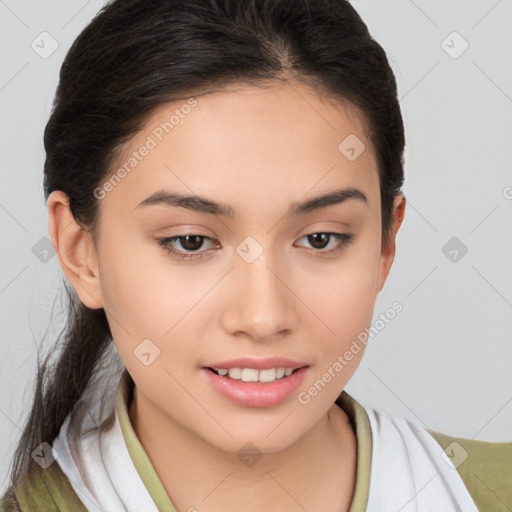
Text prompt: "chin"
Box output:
[[194, 412, 313, 457]]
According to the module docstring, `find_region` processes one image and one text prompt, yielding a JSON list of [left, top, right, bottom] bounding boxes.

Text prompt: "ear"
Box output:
[[47, 190, 104, 309], [376, 193, 406, 292]]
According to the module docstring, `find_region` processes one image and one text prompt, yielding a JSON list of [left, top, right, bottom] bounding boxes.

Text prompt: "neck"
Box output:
[[129, 388, 357, 512]]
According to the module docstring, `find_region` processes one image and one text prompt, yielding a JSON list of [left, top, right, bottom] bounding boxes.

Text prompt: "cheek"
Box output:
[[295, 249, 380, 409], [299, 234, 380, 338], [98, 232, 188, 331], [97, 235, 210, 371]]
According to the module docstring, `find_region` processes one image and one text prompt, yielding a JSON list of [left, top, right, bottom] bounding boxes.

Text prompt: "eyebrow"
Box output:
[[135, 186, 368, 218]]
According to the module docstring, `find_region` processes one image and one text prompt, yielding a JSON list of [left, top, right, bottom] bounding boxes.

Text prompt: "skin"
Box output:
[[48, 79, 406, 511]]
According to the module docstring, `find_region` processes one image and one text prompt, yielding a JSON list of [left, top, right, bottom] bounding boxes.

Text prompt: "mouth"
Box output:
[[201, 359, 309, 407], [206, 366, 300, 383]]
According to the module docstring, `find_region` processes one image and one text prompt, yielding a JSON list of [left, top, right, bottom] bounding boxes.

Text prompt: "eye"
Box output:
[[295, 232, 355, 256], [155, 234, 217, 260], [154, 231, 355, 261]]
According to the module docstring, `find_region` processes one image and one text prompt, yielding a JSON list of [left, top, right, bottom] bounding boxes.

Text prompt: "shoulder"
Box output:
[[427, 429, 512, 512], [0, 462, 88, 512], [0, 488, 19, 512]]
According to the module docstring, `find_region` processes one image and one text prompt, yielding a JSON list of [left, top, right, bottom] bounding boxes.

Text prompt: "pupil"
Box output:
[[181, 235, 203, 251], [308, 233, 329, 249]]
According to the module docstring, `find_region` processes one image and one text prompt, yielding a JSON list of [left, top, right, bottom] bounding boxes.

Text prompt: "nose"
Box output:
[[221, 252, 298, 342]]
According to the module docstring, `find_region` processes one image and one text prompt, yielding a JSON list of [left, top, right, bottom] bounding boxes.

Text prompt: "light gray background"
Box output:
[[1, 0, 511, 492]]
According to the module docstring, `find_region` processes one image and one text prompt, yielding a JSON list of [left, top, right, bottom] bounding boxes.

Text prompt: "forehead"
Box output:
[[100, 80, 379, 217]]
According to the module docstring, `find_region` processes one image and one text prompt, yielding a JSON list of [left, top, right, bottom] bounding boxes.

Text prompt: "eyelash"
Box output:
[[154, 232, 355, 261]]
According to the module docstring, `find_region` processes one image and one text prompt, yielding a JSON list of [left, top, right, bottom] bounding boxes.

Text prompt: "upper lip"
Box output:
[[205, 357, 309, 370]]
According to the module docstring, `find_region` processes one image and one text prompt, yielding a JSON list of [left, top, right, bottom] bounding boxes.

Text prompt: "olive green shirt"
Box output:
[[2, 373, 511, 511]]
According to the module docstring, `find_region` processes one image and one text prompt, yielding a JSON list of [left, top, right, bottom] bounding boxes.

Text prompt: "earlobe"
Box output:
[[47, 190, 104, 309], [376, 193, 406, 292]]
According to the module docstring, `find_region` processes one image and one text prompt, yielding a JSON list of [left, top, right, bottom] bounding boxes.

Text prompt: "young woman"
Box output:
[[2, 0, 511, 511]]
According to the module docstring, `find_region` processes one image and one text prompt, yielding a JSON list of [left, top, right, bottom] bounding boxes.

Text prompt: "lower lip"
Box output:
[[202, 367, 309, 408]]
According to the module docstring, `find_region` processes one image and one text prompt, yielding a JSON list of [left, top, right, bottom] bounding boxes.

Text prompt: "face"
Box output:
[[57, 80, 403, 453]]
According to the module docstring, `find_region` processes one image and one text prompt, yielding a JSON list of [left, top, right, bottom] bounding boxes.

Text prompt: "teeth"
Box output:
[[258, 368, 277, 382], [228, 368, 242, 379], [241, 368, 259, 382], [215, 367, 296, 382]]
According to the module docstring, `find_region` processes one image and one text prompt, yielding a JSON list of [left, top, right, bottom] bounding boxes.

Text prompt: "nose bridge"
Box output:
[[228, 241, 295, 338]]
